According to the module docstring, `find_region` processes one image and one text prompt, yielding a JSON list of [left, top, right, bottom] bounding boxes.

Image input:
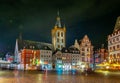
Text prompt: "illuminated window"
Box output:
[[110, 47, 112, 51], [110, 55, 112, 59], [65, 50, 68, 52], [117, 45, 119, 49], [57, 32, 60, 37], [26, 58, 29, 63]]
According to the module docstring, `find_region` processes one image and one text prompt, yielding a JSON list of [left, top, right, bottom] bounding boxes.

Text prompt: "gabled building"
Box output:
[[53, 50, 63, 71], [74, 35, 93, 68], [69, 46, 81, 70], [108, 16, 120, 64], [51, 12, 66, 51], [40, 46, 52, 70], [61, 47, 72, 71], [53, 46, 81, 71]]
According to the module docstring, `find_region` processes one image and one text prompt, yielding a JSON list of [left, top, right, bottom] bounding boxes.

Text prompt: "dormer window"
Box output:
[[33, 46, 35, 49], [45, 46, 47, 49], [65, 50, 67, 52], [30, 46, 33, 49]]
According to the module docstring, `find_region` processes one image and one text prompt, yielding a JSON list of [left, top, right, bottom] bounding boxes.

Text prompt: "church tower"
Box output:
[[51, 11, 66, 50]]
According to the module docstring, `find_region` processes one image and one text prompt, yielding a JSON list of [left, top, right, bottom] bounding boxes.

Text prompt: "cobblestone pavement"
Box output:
[[0, 70, 120, 83]]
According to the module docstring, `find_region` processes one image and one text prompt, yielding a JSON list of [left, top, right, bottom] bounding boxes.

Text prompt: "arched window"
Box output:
[[113, 39, 115, 42], [58, 45, 60, 48], [116, 38, 119, 41], [110, 47, 112, 50], [117, 45, 119, 49], [61, 32, 63, 37], [113, 54, 116, 58], [113, 46, 115, 50], [110, 55, 112, 59], [82, 48, 84, 51], [57, 32, 60, 37]]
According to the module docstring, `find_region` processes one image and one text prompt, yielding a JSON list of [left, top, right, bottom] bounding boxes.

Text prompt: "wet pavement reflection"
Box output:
[[0, 70, 120, 83]]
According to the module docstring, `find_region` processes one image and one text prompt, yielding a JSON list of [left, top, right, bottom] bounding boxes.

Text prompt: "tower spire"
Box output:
[[55, 11, 61, 28], [57, 11, 59, 17]]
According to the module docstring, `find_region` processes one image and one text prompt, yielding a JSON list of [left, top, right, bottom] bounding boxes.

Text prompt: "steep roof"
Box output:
[[55, 11, 62, 28], [69, 46, 80, 54], [61, 46, 80, 54], [17, 39, 53, 51], [61, 47, 70, 53], [114, 16, 120, 32]]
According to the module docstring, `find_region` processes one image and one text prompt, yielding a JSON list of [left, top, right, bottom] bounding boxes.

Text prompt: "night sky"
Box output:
[[0, 0, 120, 52]]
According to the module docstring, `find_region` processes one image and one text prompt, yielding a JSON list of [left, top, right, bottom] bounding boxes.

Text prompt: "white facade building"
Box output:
[[40, 47, 52, 70], [108, 16, 120, 64]]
